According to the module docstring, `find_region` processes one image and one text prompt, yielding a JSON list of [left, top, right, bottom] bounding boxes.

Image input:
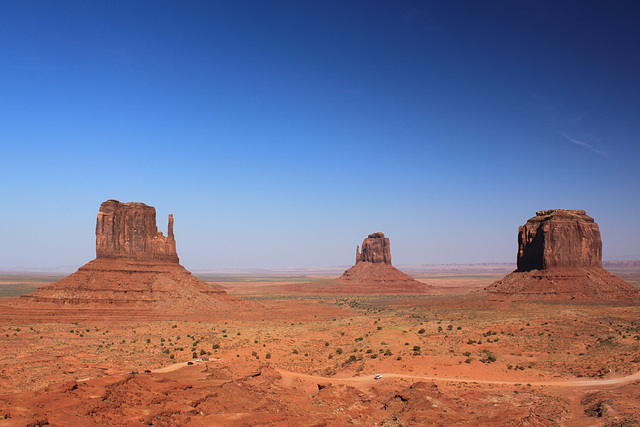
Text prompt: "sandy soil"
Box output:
[[0, 269, 639, 426]]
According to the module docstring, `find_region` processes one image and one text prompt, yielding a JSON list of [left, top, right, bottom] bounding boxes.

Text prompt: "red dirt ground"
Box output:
[[0, 269, 639, 426]]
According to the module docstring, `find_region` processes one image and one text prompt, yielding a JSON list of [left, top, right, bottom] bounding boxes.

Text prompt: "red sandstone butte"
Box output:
[[356, 232, 392, 264], [338, 232, 429, 292], [18, 200, 233, 309], [284, 233, 430, 294], [485, 209, 638, 301], [96, 199, 179, 262]]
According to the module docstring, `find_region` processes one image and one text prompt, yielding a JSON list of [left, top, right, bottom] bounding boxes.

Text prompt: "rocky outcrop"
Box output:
[[335, 233, 430, 294], [356, 232, 391, 265], [19, 200, 236, 309], [485, 209, 637, 301], [279, 232, 430, 295], [516, 209, 601, 271], [96, 200, 178, 262]]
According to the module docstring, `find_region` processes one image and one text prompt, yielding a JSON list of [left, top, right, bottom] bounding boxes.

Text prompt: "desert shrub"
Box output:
[[462, 351, 471, 357], [384, 349, 392, 356], [457, 326, 462, 330], [266, 353, 271, 359], [146, 339, 151, 344], [418, 329, 426, 334], [169, 354, 175, 359], [464, 358, 472, 364], [438, 326, 443, 332], [325, 342, 329, 347], [328, 354, 333, 359], [377, 326, 383, 330], [192, 352, 198, 358], [480, 351, 497, 363], [335, 348, 343, 355], [447, 325, 453, 330], [292, 349, 299, 354], [412, 346, 421, 353], [467, 339, 476, 345], [366, 349, 373, 354]]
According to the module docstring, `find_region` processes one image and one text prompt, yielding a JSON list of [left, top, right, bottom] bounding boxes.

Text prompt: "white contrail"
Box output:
[[559, 133, 607, 156]]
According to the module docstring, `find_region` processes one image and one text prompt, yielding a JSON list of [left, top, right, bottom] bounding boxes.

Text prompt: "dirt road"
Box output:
[[275, 369, 640, 388], [152, 359, 640, 389]]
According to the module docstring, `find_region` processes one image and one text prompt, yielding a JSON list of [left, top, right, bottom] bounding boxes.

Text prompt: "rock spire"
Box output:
[[19, 200, 235, 309], [96, 200, 178, 262]]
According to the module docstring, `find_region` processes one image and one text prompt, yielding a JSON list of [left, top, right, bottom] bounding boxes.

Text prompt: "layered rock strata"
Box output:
[[356, 232, 391, 264], [335, 233, 430, 293], [20, 200, 232, 309], [96, 200, 178, 262], [485, 209, 637, 301]]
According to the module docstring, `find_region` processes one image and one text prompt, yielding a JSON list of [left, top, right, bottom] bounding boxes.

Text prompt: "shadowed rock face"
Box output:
[[517, 209, 601, 271], [356, 232, 391, 265], [485, 209, 637, 301], [96, 200, 178, 262]]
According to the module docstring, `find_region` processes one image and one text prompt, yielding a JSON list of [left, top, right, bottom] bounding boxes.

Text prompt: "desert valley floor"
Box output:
[[0, 265, 639, 426]]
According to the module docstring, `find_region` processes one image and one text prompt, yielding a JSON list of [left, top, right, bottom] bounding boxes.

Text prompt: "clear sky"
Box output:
[[1, 1, 639, 270]]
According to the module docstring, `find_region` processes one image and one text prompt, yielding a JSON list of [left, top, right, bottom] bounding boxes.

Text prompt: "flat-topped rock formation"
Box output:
[[516, 209, 602, 271], [96, 199, 178, 262], [356, 232, 391, 264], [338, 233, 430, 293], [283, 233, 431, 294], [485, 209, 638, 301], [18, 200, 236, 310]]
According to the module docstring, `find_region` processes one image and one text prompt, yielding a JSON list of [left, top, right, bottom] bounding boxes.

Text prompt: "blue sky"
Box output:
[[1, 1, 639, 270]]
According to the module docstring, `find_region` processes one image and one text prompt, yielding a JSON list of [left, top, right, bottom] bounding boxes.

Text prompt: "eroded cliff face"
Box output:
[[18, 200, 235, 308], [356, 232, 392, 265], [96, 200, 178, 262], [517, 209, 602, 271], [486, 209, 636, 301], [336, 232, 430, 293]]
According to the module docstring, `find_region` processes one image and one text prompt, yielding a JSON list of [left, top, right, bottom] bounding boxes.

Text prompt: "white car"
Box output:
[[374, 374, 382, 380]]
